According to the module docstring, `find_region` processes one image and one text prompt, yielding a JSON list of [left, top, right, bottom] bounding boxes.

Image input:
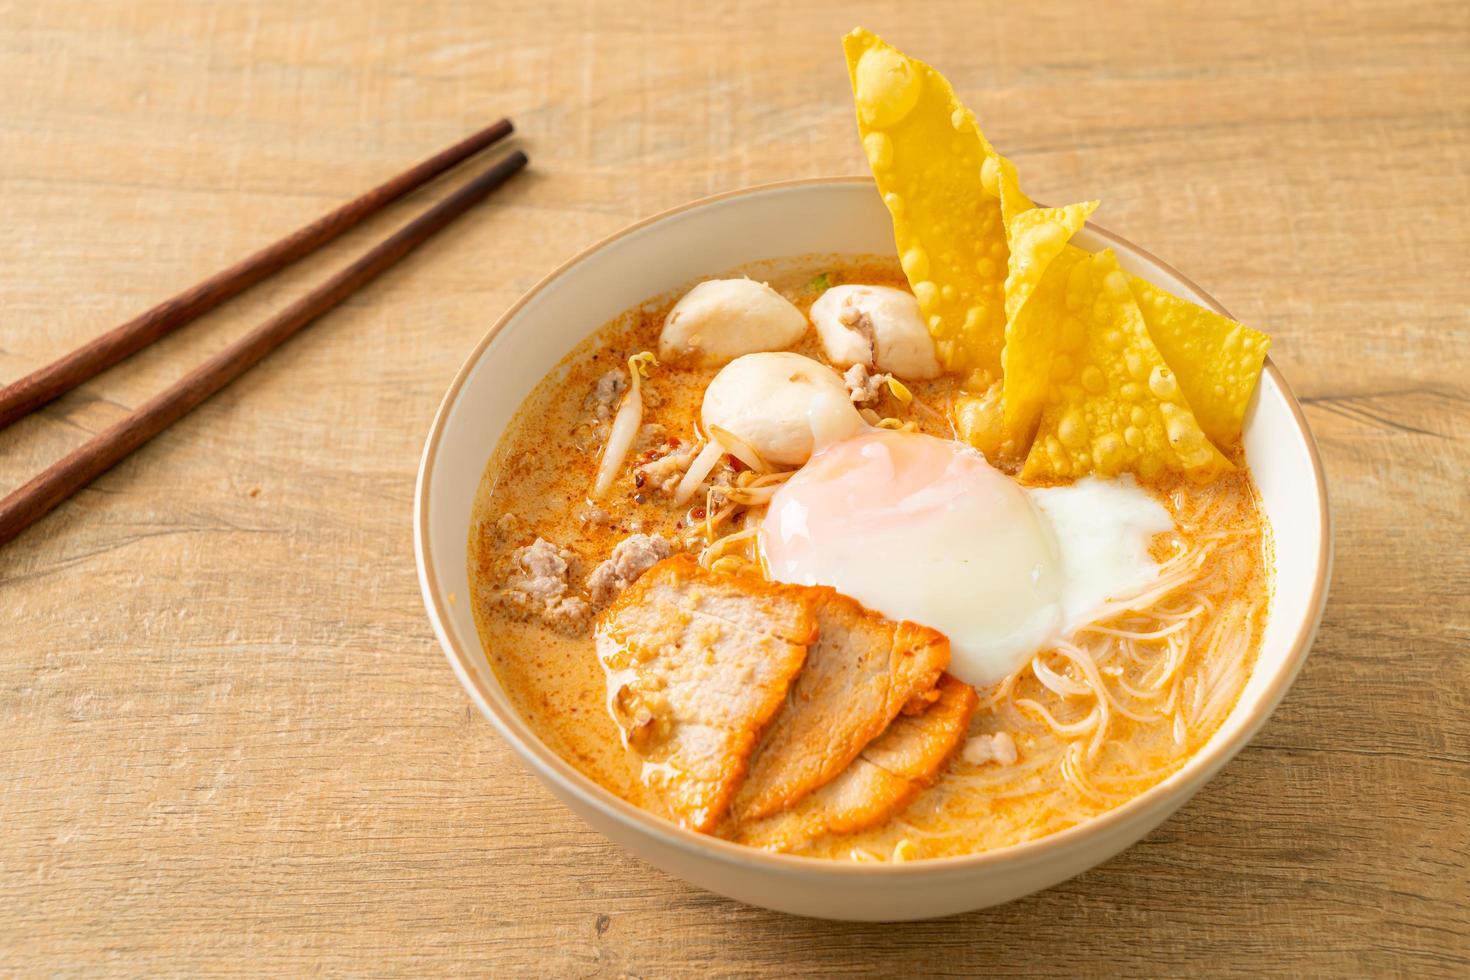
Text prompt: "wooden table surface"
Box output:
[[3, 1, 1466, 974]]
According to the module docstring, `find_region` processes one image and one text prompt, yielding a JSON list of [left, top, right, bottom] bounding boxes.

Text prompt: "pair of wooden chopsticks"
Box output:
[[0, 120, 526, 547]]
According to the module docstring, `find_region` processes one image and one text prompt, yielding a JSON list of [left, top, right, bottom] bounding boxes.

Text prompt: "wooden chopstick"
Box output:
[[0, 118, 514, 431], [0, 148, 528, 547]]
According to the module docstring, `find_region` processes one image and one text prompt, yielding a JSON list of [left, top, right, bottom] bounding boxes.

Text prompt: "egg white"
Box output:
[[1027, 476, 1174, 637], [762, 430, 1173, 687]]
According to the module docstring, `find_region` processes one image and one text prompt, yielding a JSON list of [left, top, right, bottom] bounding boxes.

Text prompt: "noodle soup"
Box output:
[[468, 257, 1270, 861]]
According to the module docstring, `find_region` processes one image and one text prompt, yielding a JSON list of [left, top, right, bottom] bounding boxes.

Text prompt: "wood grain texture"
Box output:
[[0, 118, 512, 429], [1, 0, 1465, 975], [0, 148, 526, 545]]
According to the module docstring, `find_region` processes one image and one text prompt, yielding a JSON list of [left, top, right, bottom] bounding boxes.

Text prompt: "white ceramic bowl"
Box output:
[[415, 178, 1331, 921]]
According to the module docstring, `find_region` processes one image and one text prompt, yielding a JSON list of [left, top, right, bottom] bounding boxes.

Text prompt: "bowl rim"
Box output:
[[415, 175, 1332, 879]]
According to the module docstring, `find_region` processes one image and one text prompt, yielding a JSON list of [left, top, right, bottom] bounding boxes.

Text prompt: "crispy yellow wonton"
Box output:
[[845, 27, 1269, 481], [1000, 209, 1095, 457], [1021, 250, 1232, 483], [1129, 277, 1270, 448], [842, 28, 1018, 389]]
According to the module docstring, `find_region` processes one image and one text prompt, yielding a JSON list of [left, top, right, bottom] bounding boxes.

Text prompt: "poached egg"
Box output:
[[762, 429, 1172, 686]]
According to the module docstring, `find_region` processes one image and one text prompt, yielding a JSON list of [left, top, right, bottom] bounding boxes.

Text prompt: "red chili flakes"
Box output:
[[727, 454, 747, 472]]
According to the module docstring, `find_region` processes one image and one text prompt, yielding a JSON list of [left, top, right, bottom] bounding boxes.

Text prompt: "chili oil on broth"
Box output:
[[467, 256, 1271, 861], [467, 256, 911, 814]]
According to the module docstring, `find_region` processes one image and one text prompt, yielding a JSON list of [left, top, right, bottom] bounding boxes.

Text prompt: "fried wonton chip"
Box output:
[[962, 194, 1094, 460], [947, 138, 1096, 459], [1003, 204, 1097, 324], [842, 28, 1016, 388], [1021, 250, 1232, 483], [996, 155, 1038, 238], [998, 242, 1091, 457], [952, 382, 1005, 462], [1128, 277, 1270, 449], [846, 26, 1270, 476]]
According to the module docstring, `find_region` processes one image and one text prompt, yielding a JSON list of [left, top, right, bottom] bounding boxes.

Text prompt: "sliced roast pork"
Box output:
[[734, 590, 949, 820], [733, 674, 978, 851], [595, 555, 818, 833]]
